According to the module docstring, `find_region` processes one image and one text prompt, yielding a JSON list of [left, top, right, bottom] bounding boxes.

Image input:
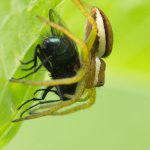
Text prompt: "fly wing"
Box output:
[[49, 9, 78, 54], [48, 9, 66, 37]]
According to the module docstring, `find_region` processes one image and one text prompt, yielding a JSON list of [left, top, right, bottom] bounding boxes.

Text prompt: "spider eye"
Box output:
[[85, 7, 113, 58]]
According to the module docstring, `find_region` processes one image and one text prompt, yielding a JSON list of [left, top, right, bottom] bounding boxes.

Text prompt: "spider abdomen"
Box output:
[[85, 7, 113, 58]]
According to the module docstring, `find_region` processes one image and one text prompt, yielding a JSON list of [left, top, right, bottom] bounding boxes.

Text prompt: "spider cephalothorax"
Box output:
[[10, 0, 113, 122]]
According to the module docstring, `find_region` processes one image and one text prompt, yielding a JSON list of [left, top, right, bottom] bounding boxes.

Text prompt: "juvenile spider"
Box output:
[[11, 0, 113, 122]]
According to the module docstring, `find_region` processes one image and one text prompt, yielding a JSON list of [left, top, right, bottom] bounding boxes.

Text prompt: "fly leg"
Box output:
[[20, 44, 41, 71], [17, 86, 55, 110], [11, 45, 52, 80], [17, 86, 60, 118]]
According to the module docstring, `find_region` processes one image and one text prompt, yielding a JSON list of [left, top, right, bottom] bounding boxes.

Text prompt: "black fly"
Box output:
[[15, 9, 80, 118]]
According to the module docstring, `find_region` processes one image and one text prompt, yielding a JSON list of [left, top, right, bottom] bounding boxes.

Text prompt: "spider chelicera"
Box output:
[[10, 0, 113, 122]]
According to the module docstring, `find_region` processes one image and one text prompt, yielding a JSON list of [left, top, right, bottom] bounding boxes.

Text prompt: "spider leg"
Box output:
[[73, 0, 97, 31], [51, 88, 96, 115], [10, 65, 86, 86], [73, 0, 97, 50]]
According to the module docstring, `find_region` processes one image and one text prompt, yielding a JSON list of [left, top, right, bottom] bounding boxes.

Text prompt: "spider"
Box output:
[[10, 0, 113, 122]]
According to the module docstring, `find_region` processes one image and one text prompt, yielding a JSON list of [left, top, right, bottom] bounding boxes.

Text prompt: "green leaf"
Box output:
[[1, 0, 150, 150], [0, 0, 62, 148]]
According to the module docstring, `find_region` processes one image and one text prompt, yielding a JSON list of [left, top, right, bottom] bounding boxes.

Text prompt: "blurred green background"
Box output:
[[0, 0, 150, 150]]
